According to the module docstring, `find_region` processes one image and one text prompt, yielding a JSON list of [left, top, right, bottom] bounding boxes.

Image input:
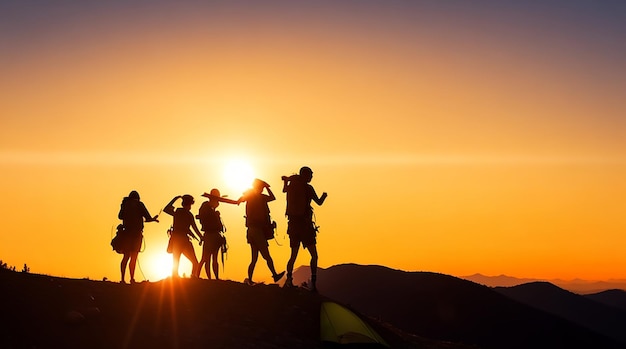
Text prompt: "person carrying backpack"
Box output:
[[238, 178, 285, 285], [117, 190, 159, 284], [197, 188, 238, 280], [282, 166, 327, 291]]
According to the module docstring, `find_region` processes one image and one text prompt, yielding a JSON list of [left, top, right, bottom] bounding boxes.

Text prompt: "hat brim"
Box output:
[[202, 193, 229, 200]]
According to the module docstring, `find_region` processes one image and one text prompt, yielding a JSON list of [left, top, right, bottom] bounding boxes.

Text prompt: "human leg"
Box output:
[[129, 251, 139, 283], [248, 246, 259, 282], [211, 252, 219, 279], [120, 254, 130, 283], [285, 246, 300, 287], [182, 245, 199, 278], [172, 250, 181, 277], [258, 245, 284, 282], [307, 244, 319, 291], [199, 245, 209, 279]]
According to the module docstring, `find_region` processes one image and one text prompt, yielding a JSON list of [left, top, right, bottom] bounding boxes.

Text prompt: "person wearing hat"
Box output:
[[238, 178, 285, 285], [164, 194, 203, 278], [117, 190, 159, 284], [282, 166, 327, 291], [197, 188, 239, 279]]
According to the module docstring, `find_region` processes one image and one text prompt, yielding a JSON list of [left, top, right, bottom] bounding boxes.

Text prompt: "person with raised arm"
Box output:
[[238, 178, 285, 285], [164, 194, 202, 278]]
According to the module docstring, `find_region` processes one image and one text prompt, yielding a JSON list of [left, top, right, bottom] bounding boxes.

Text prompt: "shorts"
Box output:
[[287, 216, 316, 249], [122, 229, 143, 254], [126, 234, 143, 253], [203, 233, 224, 253], [247, 226, 269, 249], [170, 233, 194, 254]]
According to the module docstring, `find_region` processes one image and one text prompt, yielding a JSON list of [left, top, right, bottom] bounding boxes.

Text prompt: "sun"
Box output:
[[223, 159, 255, 194], [145, 252, 173, 281]]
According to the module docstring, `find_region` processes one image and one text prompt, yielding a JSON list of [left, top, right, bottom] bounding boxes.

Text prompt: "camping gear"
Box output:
[[320, 301, 389, 347]]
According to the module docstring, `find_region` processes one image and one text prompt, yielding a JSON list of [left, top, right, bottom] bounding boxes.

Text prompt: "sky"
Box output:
[[1, 0, 625, 282]]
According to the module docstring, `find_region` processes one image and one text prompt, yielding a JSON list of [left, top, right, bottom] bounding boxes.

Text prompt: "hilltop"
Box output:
[[0, 268, 468, 349]]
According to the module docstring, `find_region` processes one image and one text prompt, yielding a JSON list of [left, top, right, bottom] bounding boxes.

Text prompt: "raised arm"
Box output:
[[163, 196, 180, 216], [265, 186, 276, 202]]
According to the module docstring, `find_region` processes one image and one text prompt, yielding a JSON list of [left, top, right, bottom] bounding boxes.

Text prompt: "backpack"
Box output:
[[110, 224, 126, 254], [286, 176, 309, 217], [198, 203, 224, 233]]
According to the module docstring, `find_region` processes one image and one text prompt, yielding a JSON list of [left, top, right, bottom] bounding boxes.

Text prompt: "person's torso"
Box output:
[[199, 203, 223, 233], [172, 208, 194, 235], [246, 194, 270, 226], [121, 200, 146, 231]]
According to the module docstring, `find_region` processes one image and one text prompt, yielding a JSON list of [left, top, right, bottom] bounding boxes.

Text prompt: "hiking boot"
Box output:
[[273, 271, 285, 283], [283, 277, 294, 288], [244, 278, 256, 286]]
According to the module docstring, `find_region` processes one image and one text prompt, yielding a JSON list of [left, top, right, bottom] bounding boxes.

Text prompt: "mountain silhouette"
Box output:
[[292, 264, 623, 349], [0, 268, 472, 349], [495, 282, 626, 344], [462, 273, 626, 294], [585, 289, 626, 311]]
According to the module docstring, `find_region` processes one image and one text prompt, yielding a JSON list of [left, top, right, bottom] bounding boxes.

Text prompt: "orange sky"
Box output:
[[1, 1, 625, 282]]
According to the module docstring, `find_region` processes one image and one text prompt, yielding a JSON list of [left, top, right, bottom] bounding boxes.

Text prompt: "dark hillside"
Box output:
[[495, 282, 626, 344], [293, 264, 623, 349], [0, 268, 469, 349], [585, 289, 626, 311]]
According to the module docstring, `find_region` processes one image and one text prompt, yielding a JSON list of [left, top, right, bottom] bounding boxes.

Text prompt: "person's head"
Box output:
[[181, 194, 195, 208], [252, 178, 267, 193], [128, 190, 140, 201], [208, 188, 221, 208], [299, 166, 313, 183]]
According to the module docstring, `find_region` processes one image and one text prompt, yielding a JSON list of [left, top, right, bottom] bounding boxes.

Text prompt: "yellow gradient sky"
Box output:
[[1, 1, 625, 282]]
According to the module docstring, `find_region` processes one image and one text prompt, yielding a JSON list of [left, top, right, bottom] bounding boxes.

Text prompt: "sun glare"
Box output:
[[146, 252, 173, 281], [223, 159, 255, 194]]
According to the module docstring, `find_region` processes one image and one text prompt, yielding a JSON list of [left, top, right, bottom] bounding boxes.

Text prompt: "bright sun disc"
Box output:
[[223, 159, 255, 194], [147, 252, 173, 281]]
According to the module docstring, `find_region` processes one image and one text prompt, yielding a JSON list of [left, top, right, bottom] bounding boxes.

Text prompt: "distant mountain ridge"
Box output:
[[461, 273, 626, 294], [293, 264, 624, 349]]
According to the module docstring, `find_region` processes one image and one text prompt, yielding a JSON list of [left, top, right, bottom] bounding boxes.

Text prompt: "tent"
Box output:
[[320, 301, 389, 347]]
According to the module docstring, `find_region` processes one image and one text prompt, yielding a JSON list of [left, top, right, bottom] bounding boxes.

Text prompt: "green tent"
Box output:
[[320, 301, 389, 347]]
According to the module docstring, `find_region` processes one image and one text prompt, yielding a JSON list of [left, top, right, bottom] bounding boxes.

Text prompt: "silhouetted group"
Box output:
[[114, 166, 327, 291]]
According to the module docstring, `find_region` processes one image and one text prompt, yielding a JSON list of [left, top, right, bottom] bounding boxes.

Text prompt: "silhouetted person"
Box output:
[[283, 166, 327, 291], [238, 178, 285, 285], [197, 188, 238, 280], [117, 190, 159, 284], [164, 194, 202, 278]]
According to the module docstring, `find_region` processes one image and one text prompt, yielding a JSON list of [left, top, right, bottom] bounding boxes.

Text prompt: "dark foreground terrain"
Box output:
[[0, 269, 470, 349], [292, 264, 625, 349]]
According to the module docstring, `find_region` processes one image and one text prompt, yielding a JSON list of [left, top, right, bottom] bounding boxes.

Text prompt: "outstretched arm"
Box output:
[[142, 204, 160, 223], [201, 192, 239, 205], [311, 188, 327, 206], [163, 196, 180, 216]]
